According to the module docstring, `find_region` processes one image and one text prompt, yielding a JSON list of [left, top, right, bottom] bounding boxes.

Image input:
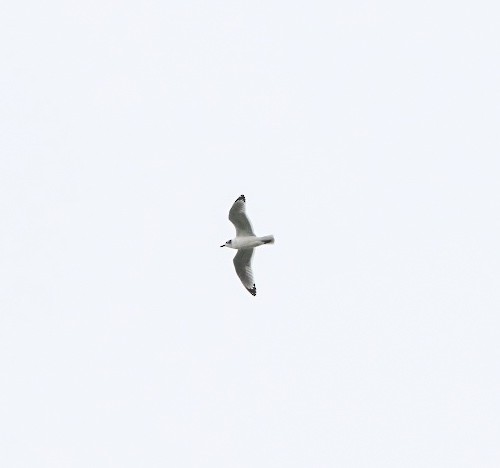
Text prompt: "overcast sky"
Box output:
[[1, 1, 499, 467]]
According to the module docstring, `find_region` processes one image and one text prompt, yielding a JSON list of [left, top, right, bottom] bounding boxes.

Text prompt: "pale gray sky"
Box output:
[[1, 1, 499, 467]]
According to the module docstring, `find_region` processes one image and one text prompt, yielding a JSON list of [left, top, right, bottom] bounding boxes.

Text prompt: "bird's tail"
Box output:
[[261, 235, 275, 245]]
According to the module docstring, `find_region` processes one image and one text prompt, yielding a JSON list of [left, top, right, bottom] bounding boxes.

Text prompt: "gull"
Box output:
[[220, 195, 274, 296]]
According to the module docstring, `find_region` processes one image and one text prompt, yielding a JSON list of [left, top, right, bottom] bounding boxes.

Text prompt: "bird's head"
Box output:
[[220, 239, 232, 248]]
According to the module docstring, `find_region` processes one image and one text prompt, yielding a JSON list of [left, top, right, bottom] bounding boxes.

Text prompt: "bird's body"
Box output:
[[221, 195, 274, 296], [224, 235, 274, 250]]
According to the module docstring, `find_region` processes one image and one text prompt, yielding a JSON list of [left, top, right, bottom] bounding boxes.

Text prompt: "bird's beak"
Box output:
[[220, 244, 225, 248]]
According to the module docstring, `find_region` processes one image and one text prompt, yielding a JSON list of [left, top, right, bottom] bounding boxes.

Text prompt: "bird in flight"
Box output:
[[221, 195, 274, 296]]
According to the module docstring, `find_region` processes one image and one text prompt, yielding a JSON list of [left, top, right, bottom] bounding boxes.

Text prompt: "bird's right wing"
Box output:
[[229, 194, 255, 236], [233, 248, 256, 296]]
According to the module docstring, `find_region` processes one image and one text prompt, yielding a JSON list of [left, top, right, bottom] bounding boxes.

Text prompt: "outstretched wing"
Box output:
[[229, 194, 255, 236], [233, 248, 256, 296]]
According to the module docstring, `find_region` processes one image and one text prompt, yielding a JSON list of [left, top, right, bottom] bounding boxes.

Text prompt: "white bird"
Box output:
[[220, 195, 274, 296]]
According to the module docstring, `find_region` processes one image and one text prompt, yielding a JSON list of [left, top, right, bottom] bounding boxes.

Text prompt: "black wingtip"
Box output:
[[235, 194, 245, 203], [247, 284, 256, 296]]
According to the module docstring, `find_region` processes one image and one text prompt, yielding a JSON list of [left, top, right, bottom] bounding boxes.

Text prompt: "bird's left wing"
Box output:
[[233, 248, 256, 296]]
